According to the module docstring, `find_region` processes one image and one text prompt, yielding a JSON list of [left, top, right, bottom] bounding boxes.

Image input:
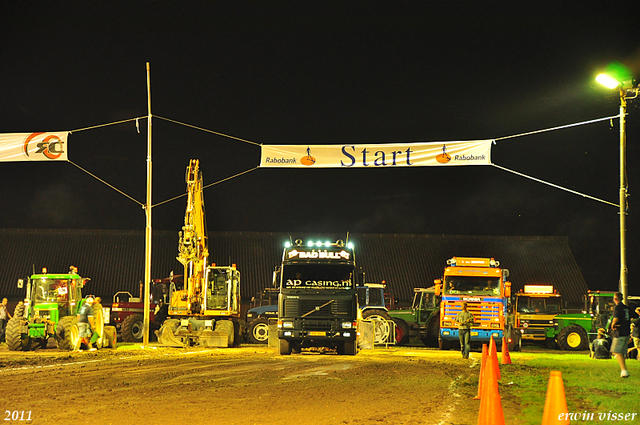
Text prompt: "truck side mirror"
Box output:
[[434, 279, 441, 297], [504, 281, 511, 298], [17, 279, 23, 289]]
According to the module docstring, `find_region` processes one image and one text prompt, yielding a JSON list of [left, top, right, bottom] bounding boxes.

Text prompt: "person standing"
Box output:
[[0, 298, 12, 343], [76, 297, 96, 351], [456, 302, 474, 359], [610, 292, 631, 378], [629, 307, 640, 360]]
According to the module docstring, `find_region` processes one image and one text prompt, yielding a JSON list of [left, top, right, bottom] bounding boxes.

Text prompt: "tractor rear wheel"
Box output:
[[421, 313, 440, 348], [56, 316, 80, 351], [362, 309, 392, 344], [121, 313, 145, 342], [392, 318, 410, 346], [6, 317, 30, 351], [557, 325, 589, 351], [12, 302, 25, 319]]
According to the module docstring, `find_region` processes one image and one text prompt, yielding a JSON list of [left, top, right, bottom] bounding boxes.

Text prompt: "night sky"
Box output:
[[1, 1, 639, 292]]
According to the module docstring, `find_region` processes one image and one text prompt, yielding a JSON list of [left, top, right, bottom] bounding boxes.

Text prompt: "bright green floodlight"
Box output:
[[596, 73, 620, 89]]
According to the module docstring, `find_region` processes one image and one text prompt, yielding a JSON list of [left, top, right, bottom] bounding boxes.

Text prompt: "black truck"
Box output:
[[277, 239, 359, 355]]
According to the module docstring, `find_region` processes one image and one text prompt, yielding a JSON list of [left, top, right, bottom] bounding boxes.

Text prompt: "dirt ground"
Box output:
[[0, 343, 525, 425]]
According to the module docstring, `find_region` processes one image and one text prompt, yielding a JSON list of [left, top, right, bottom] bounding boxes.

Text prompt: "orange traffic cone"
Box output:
[[474, 344, 488, 400], [501, 336, 512, 365], [488, 336, 501, 381], [541, 371, 569, 425], [477, 344, 505, 425]]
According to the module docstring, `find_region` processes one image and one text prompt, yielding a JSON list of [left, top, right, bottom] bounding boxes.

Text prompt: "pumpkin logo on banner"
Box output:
[[301, 146, 316, 166], [23, 132, 65, 160]]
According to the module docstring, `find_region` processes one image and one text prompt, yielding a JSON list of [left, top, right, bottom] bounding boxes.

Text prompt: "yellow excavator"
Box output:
[[156, 159, 241, 347]]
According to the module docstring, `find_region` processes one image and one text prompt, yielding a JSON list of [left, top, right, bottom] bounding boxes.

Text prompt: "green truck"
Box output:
[[6, 266, 116, 351], [387, 287, 440, 347]]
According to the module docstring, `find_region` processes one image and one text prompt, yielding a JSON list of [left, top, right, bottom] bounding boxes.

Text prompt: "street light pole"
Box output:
[[618, 87, 628, 304], [597, 71, 637, 304]]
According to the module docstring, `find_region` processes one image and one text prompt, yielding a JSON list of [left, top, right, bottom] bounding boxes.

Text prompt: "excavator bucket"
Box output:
[[156, 323, 186, 347]]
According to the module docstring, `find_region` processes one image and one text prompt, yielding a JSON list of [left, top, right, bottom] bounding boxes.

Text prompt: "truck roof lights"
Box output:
[[290, 239, 354, 249], [523, 285, 554, 294], [447, 257, 499, 268]]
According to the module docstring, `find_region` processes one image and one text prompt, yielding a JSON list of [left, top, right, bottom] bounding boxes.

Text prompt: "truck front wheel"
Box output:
[[557, 325, 588, 351], [279, 339, 292, 355], [247, 318, 270, 344]]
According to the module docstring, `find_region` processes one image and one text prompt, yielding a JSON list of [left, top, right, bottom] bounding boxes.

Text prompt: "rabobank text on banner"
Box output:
[[0, 132, 69, 162], [260, 140, 493, 168]]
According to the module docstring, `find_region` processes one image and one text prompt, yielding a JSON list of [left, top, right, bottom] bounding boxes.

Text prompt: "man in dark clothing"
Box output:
[[590, 328, 611, 359], [76, 297, 95, 351], [610, 292, 630, 378]]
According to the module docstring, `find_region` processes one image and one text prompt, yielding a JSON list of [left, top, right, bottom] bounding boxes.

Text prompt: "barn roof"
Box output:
[[0, 229, 588, 305]]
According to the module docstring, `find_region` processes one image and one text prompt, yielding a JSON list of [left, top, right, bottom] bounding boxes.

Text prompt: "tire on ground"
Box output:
[[279, 338, 291, 355], [557, 325, 589, 351], [362, 309, 392, 344], [545, 337, 558, 350], [247, 318, 270, 344], [56, 316, 80, 351], [6, 317, 30, 351], [121, 313, 145, 342], [392, 318, 410, 346], [339, 340, 357, 355], [103, 326, 117, 348], [421, 313, 440, 348], [13, 302, 25, 319], [214, 319, 235, 347], [438, 336, 452, 350]]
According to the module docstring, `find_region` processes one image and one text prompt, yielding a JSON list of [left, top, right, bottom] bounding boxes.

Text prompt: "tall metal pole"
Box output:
[[143, 62, 152, 347], [619, 88, 628, 304]]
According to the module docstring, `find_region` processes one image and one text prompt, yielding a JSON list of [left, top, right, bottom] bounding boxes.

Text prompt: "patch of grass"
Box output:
[[501, 352, 640, 425]]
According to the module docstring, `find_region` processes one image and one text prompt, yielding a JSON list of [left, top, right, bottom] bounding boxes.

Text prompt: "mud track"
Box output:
[[0, 345, 523, 425]]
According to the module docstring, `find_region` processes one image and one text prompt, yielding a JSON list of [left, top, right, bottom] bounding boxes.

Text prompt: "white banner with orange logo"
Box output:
[[260, 140, 493, 168], [0, 132, 69, 162]]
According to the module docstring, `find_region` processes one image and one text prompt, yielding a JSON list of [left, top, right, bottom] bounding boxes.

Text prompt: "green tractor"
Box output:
[[387, 287, 440, 346], [6, 266, 116, 351], [550, 291, 640, 351]]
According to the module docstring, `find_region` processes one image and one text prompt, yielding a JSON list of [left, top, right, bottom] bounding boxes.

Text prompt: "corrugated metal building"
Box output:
[[0, 229, 588, 306]]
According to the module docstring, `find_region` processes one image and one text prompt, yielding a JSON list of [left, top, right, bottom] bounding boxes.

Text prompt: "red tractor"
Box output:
[[104, 277, 173, 342]]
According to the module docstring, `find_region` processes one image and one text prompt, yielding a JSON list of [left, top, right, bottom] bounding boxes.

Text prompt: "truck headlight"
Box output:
[[343, 332, 351, 337], [282, 321, 294, 328], [341, 322, 352, 329], [283, 331, 292, 336], [491, 323, 500, 329]]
